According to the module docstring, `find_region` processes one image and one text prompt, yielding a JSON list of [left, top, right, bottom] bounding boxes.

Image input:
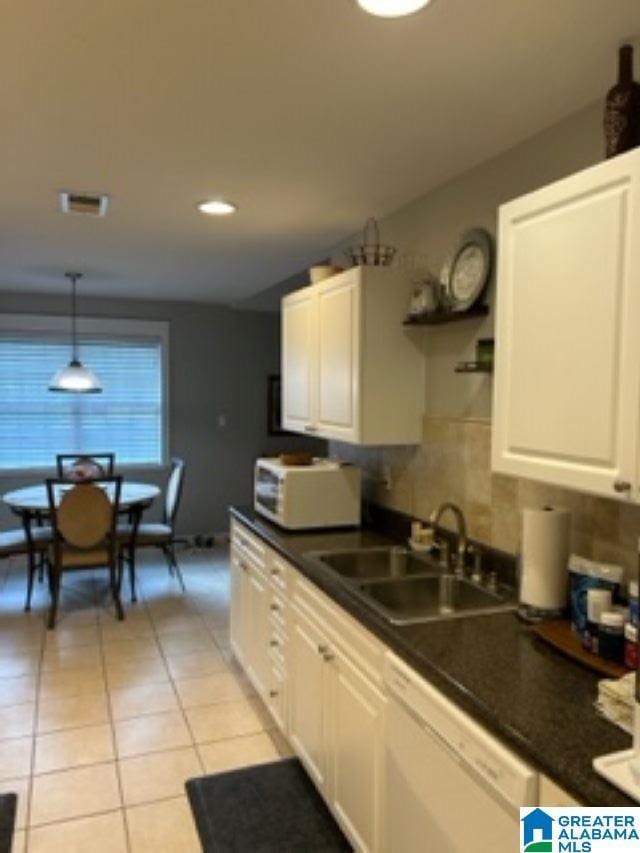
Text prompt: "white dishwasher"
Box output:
[[384, 653, 538, 853]]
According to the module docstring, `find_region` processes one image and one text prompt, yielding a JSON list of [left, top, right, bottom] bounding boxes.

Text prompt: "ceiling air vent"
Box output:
[[59, 191, 109, 217]]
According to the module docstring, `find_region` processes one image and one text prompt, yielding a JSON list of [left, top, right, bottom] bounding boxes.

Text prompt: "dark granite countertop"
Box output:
[[230, 506, 636, 807]]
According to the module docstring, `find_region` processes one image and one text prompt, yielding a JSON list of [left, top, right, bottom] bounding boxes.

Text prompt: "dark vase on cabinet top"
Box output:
[[604, 44, 640, 158]]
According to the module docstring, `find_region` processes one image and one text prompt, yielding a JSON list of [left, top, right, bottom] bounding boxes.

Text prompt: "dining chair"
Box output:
[[56, 453, 116, 482], [118, 458, 186, 602], [46, 477, 124, 629], [0, 523, 53, 611]]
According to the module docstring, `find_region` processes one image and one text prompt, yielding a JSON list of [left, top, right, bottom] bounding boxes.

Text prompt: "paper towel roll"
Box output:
[[520, 505, 571, 612]]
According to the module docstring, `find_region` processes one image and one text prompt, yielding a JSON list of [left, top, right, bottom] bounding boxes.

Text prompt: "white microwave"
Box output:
[[254, 458, 361, 530]]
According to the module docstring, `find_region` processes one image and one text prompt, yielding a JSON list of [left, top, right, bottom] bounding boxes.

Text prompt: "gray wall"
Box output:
[[329, 101, 604, 420], [0, 292, 323, 534]]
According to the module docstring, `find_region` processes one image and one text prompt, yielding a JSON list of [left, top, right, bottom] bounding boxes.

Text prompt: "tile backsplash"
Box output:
[[332, 416, 640, 582]]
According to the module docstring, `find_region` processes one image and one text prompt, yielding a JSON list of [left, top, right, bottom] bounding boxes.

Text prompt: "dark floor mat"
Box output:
[[0, 794, 16, 853], [186, 758, 352, 852]]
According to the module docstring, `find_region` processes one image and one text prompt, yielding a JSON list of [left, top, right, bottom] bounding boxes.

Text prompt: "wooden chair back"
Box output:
[[47, 477, 121, 551], [56, 453, 116, 482]]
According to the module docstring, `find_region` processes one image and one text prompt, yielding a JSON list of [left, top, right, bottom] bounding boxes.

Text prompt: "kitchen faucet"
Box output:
[[429, 502, 468, 576]]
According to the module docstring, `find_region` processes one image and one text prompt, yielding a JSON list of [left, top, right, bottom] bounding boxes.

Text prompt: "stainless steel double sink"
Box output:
[[305, 546, 517, 625]]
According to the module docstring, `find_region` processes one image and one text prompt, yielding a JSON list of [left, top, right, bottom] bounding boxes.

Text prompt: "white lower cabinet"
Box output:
[[246, 565, 271, 699], [230, 520, 556, 853], [289, 601, 385, 852], [329, 647, 386, 852], [289, 606, 330, 788], [229, 549, 250, 663]]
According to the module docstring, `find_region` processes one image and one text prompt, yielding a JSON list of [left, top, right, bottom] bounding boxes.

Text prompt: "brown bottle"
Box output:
[[604, 44, 640, 158]]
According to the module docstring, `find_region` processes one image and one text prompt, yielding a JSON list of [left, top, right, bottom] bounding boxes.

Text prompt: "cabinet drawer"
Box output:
[[268, 590, 287, 633], [231, 520, 268, 569], [268, 624, 287, 670], [267, 663, 287, 733], [269, 555, 290, 595]]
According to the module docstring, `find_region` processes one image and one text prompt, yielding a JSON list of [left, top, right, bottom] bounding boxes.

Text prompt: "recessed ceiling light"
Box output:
[[197, 199, 238, 216], [357, 0, 432, 17]]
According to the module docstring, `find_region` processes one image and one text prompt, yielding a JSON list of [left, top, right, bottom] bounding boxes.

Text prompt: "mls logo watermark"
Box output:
[[520, 807, 640, 852]]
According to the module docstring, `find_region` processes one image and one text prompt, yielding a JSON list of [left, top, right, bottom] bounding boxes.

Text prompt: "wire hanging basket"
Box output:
[[346, 218, 397, 267]]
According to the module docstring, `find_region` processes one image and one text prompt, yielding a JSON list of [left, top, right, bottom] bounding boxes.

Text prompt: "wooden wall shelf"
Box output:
[[403, 304, 489, 327]]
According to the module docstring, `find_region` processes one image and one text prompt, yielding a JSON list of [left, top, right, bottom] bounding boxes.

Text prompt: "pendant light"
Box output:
[[49, 272, 102, 393]]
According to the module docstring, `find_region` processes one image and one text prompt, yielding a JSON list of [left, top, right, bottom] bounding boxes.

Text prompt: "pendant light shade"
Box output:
[[49, 272, 102, 393]]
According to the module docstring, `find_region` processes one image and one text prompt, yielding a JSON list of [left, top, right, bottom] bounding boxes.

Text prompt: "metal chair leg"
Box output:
[[24, 551, 36, 612], [128, 547, 138, 603], [48, 569, 61, 630], [168, 544, 186, 593]]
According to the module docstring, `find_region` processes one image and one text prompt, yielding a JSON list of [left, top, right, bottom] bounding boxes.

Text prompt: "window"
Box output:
[[0, 315, 168, 471]]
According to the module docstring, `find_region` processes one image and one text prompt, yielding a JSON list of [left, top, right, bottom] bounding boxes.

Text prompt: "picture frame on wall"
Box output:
[[267, 374, 291, 436]]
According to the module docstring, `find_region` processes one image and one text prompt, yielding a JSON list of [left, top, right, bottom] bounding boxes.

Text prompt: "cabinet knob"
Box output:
[[317, 644, 329, 655], [613, 480, 632, 493], [270, 603, 280, 612], [269, 690, 279, 699], [322, 652, 335, 663], [304, 425, 317, 433], [270, 639, 279, 648]]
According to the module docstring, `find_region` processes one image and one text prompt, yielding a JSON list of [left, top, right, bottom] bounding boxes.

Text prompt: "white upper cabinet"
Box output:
[[282, 267, 424, 445], [492, 149, 640, 501], [282, 287, 316, 433], [316, 273, 360, 441]]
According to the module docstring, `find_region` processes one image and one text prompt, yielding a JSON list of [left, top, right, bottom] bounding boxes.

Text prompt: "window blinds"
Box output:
[[0, 335, 164, 470]]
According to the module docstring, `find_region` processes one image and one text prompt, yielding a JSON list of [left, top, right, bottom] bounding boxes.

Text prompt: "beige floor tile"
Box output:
[[37, 693, 109, 734], [99, 620, 154, 641], [119, 746, 202, 806], [109, 682, 179, 721], [153, 616, 206, 635], [38, 666, 106, 701], [158, 629, 217, 657], [197, 731, 282, 774], [102, 636, 162, 664], [0, 736, 32, 781], [174, 671, 253, 709], [0, 628, 43, 653], [0, 675, 37, 708], [114, 710, 192, 758], [30, 762, 121, 826], [0, 704, 35, 740], [126, 796, 201, 853], [106, 657, 169, 690], [52, 609, 99, 628], [29, 810, 128, 853], [43, 625, 100, 650], [0, 777, 29, 829], [185, 697, 267, 744], [34, 723, 114, 774], [0, 653, 39, 679], [41, 644, 102, 673], [212, 628, 231, 651], [165, 650, 227, 680]]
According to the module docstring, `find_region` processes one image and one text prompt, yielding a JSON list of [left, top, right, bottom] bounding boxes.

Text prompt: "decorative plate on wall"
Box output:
[[447, 228, 493, 312]]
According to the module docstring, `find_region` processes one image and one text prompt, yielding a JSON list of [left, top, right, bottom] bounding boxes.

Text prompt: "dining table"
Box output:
[[2, 481, 160, 517], [2, 481, 161, 561]]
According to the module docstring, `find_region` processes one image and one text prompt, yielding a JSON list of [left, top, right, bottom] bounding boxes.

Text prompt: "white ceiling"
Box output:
[[0, 0, 638, 305]]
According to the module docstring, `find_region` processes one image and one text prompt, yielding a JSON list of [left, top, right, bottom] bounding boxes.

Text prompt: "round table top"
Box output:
[[2, 482, 161, 512]]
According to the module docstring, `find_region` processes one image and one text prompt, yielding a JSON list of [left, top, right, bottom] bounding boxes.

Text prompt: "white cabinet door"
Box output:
[[282, 288, 316, 434], [315, 272, 360, 442], [229, 551, 250, 663], [289, 607, 328, 790], [329, 649, 385, 853], [246, 566, 270, 699], [493, 150, 640, 500]]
